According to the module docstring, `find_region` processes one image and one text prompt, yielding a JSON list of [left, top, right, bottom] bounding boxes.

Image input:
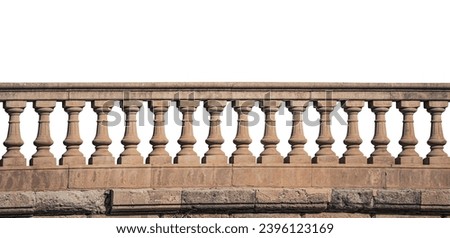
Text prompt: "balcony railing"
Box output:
[[0, 82, 449, 191]]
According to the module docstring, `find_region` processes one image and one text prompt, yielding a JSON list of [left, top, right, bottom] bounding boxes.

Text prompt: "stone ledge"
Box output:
[[3, 188, 450, 217], [0, 190, 107, 217], [2, 166, 450, 191]]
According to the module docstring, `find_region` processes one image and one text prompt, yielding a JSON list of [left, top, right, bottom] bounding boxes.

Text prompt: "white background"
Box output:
[[0, 0, 449, 162]]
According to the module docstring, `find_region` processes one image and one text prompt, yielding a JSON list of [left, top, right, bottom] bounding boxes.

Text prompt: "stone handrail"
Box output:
[[1, 82, 450, 217]]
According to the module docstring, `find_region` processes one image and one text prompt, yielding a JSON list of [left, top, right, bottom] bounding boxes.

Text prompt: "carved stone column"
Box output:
[[424, 101, 449, 165], [1, 101, 26, 166], [230, 100, 255, 164], [396, 100, 421, 165], [285, 100, 310, 164], [174, 100, 200, 164], [89, 100, 115, 165], [60, 100, 85, 165], [147, 100, 171, 165], [368, 101, 394, 165], [30, 101, 56, 167], [340, 100, 366, 164], [312, 100, 338, 164], [202, 100, 227, 164], [257, 100, 283, 164], [118, 100, 143, 165]]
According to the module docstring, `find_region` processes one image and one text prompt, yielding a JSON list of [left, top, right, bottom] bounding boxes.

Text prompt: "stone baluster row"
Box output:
[[0, 99, 448, 166]]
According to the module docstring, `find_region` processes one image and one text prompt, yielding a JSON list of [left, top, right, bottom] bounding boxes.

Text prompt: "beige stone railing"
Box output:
[[1, 82, 450, 217]]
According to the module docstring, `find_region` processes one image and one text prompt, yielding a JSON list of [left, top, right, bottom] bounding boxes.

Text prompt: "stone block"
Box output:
[[396, 100, 420, 108], [231, 213, 301, 218], [342, 100, 364, 108], [312, 167, 384, 188], [229, 155, 256, 165], [32, 168, 69, 191], [368, 100, 392, 108], [4, 100, 26, 108], [33, 100, 56, 108], [314, 100, 336, 108], [286, 100, 309, 108], [149, 100, 170, 108], [232, 166, 312, 187], [374, 190, 421, 211], [181, 189, 255, 211], [34, 190, 107, 215], [69, 166, 151, 189], [173, 155, 201, 165], [0, 168, 33, 191], [421, 190, 450, 211], [111, 189, 181, 214], [256, 188, 330, 212], [232, 100, 255, 108], [329, 189, 373, 212], [374, 214, 441, 218], [151, 166, 232, 188], [386, 168, 450, 189], [424, 101, 448, 109], [303, 212, 371, 218], [0, 191, 34, 216], [63, 100, 85, 108]]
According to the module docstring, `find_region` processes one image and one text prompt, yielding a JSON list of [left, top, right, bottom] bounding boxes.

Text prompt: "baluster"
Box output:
[[424, 101, 449, 165], [30, 101, 56, 167], [118, 100, 143, 165], [368, 101, 394, 164], [312, 100, 338, 164], [230, 100, 255, 164], [396, 100, 421, 165], [60, 101, 85, 165], [89, 100, 115, 165], [202, 100, 227, 164], [257, 100, 283, 164], [340, 100, 366, 164], [285, 100, 310, 164], [147, 100, 171, 164], [174, 100, 200, 164], [1, 101, 26, 166]]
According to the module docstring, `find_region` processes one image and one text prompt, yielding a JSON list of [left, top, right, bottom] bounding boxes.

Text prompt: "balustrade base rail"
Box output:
[[1, 165, 450, 192]]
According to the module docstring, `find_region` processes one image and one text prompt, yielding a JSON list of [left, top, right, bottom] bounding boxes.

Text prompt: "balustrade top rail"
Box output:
[[1, 82, 450, 100]]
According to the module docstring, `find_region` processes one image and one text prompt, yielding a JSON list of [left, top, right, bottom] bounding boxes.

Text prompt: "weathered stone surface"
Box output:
[[232, 166, 312, 187], [32, 168, 69, 191], [162, 214, 230, 218], [0, 169, 33, 191], [329, 189, 373, 212], [386, 168, 450, 189], [231, 213, 301, 218], [256, 189, 330, 212], [374, 190, 421, 211], [421, 190, 450, 211], [374, 214, 441, 218], [69, 166, 151, 189], [181, 189, 255, 211], [0, 191, 34, 216], [151, 166, 232, 188], [111, 189, 181, 213], [303, 212, 371, 218], [312, 167, 384, 188], [34, 190, 107, 215]]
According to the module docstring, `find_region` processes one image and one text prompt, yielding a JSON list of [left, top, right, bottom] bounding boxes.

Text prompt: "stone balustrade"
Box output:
[[1, 82, 450, 217]]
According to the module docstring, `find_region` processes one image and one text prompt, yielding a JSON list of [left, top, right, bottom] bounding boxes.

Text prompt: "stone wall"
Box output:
[[1, 83, 450, 217], [2, 188, 450, 217]]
